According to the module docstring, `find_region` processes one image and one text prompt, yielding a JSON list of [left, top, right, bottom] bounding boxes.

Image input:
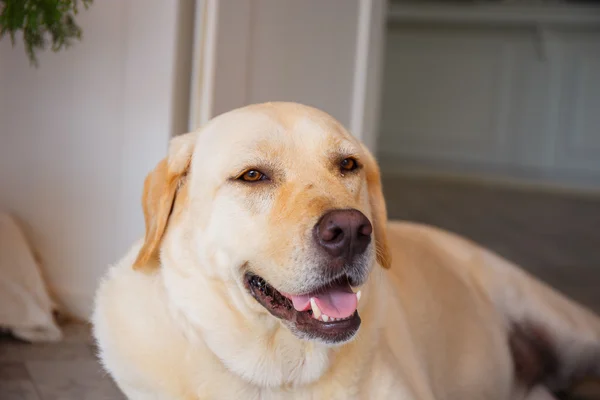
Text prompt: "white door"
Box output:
[[189, 0, 387, 152]]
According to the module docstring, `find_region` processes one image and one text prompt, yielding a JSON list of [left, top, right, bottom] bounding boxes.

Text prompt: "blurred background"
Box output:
[[0, 0, 599, 398]]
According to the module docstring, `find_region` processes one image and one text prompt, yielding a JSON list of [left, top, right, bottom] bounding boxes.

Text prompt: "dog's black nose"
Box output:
[[314, 209, 372, 260]]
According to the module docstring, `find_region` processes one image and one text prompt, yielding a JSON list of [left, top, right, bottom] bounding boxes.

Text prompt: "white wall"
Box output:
[[0, 0, 195, 319]]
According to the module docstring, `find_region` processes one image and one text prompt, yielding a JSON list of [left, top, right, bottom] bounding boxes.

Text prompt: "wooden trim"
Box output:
[[352, 0, 387, 152], [189, 0, 219, 131], [378, 153, 600, 197], [351, 0, 373, 142]]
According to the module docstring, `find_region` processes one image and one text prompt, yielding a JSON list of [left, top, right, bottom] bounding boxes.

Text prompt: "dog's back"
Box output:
[[384, 222, 600, 399]]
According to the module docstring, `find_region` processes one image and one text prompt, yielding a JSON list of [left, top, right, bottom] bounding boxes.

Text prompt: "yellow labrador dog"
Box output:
[[93, 102, 600, 399]]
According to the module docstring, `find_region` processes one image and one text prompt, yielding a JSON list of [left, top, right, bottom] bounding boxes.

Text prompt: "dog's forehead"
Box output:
[[196, 103, 356, 158]]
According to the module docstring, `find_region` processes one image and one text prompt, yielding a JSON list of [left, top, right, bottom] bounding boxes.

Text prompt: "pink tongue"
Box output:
[[289, 285, 358, 319]]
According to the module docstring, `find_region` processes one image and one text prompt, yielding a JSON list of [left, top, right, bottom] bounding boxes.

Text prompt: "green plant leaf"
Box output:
[[0, 0, 92, 67]]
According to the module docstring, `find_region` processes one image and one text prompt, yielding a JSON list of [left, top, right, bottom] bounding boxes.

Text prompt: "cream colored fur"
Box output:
[[93, 102, 600, 399]]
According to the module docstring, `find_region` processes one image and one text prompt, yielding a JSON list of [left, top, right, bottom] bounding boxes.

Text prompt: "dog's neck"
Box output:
[[159, 246, 342, 388]]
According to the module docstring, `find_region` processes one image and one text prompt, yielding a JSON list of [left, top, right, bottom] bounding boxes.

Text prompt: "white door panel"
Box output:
[[190, 0, 387, 152]]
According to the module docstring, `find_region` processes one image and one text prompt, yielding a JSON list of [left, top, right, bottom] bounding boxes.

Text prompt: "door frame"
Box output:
[[189, 0, 387, 153]]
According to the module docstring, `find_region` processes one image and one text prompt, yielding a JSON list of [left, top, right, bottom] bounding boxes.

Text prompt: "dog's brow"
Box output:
[[329, 143, 360, 160], [229, 158, 280, 177]]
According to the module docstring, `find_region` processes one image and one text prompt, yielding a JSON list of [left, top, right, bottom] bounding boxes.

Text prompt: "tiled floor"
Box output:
[[0, 322, 125, 400], [1, 176, 599, 399]]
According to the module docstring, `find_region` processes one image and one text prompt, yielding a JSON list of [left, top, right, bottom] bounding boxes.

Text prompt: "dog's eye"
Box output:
[[340, 157, 359, 172], [239, 169, 267, 182]]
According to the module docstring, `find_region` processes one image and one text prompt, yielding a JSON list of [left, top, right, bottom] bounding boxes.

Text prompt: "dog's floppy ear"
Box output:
[[133, 133, 196, 270], [361, 144, 392, 269]]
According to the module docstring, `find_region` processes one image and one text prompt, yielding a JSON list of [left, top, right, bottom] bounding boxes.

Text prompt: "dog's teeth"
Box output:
[[356, 290, 362, 303], [310, 298, 322, 320], [322, 315, 329, 322]]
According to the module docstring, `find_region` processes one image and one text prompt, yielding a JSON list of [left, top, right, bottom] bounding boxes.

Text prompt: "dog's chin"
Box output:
[[243, 272, 364, 345]]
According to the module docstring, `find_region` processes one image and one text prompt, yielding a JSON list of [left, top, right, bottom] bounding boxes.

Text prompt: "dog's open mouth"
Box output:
[[244, 273, 362, 343]]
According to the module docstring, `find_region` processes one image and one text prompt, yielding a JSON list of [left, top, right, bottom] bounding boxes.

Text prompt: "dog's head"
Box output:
[[133, 102, 390, 345]]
